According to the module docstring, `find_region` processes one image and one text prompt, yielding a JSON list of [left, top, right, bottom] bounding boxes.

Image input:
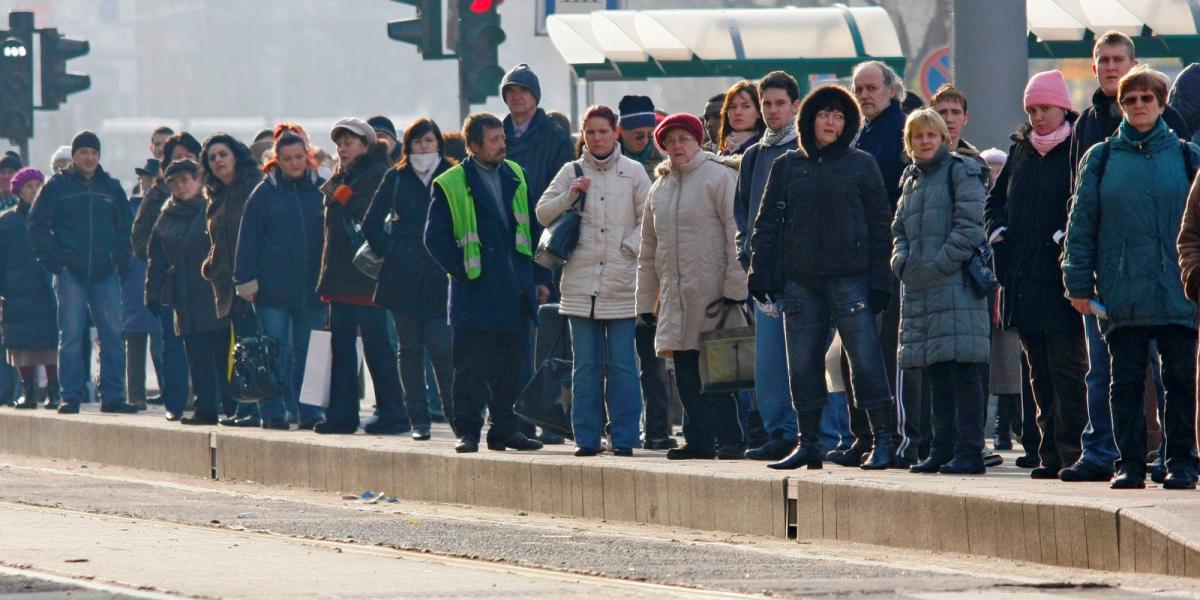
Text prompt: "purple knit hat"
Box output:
[[10, 166, 45, 197]]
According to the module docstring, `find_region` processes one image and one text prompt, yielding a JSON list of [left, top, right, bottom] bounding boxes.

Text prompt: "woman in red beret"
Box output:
[[635, 113, 748, 460]]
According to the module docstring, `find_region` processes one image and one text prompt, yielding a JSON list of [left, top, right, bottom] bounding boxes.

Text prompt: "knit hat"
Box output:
[[71, 131, 101, 155], [330, 117, 375, 146], [163, 158, 200, 181], [654, 113, 704, 151], [367, 115, 398, 141], [1024, 70, 1072, 111], [979, 147, 1008, 167], [160, 132, 201, 172], [1169, 63, 1200, 133], [134, 158, 161, 177], [500, 63, 541, 104], [9, 166, 44, 197], [0, 150, 21, 172], [619, 95, 657, 129], [50, 146, 71, 168]]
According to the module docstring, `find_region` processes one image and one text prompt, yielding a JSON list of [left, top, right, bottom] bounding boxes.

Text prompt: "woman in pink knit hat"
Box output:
[[0, 166, 59, 409], [984, 69, 1089, 481]]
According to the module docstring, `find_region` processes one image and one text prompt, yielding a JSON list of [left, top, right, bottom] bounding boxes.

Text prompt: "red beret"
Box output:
[[654, 113, 704, 152]]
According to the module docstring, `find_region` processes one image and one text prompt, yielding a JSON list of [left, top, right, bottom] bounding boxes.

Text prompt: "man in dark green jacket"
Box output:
[[27, 131, 139, 415]]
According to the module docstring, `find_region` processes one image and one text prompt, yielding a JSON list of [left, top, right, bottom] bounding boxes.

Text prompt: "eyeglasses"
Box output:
[[1119, 93, 1157, 107]]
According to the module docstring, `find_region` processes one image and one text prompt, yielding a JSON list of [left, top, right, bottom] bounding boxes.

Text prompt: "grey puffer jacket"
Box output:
[[891, 146, 990, 369]]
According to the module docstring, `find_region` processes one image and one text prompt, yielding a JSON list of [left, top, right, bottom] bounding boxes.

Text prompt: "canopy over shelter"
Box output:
[[546, 5, 905, 85], [1028, 0, 1200, 61]]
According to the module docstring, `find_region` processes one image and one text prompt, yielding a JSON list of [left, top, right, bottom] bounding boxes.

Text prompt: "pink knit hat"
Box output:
[[1024, 70, 1073, 111], [9, 166, 44, 197]]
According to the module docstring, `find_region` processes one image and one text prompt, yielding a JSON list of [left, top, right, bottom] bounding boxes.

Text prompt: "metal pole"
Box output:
[[953, 0, 1027, 151], [569, 69, 579, 130]]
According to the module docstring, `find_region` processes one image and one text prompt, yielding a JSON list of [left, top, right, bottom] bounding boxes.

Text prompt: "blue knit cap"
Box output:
[[1169, 63, 1200, 135], [501, 63, 541, 105]]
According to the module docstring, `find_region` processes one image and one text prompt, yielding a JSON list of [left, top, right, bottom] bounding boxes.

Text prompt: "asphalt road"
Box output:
[[0, 455, 1195, 599]]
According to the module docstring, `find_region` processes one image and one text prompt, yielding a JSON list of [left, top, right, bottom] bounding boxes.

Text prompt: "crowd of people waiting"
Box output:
[[1, 30, 1199, 490]]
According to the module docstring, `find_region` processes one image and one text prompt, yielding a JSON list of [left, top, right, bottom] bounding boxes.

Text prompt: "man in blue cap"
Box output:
[[619, 95, 665, 178]]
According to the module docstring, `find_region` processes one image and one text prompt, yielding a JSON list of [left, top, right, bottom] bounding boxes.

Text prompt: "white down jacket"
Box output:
[[537, 146, 651, 320], [635, 150, 747, 355]]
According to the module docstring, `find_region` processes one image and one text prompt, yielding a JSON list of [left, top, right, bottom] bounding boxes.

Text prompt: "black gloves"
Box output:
[[869, 290, 891, 315], [636, 313, 657, 328]]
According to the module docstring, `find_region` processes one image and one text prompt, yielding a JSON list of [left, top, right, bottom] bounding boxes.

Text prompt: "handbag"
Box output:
[[343, 215, 387, 280], [943, 163, 998, 298], [534, 162, 586, 270], [230, 307, 285, 404], [514, 305, 574, 439], [697, 300, 756, 394]]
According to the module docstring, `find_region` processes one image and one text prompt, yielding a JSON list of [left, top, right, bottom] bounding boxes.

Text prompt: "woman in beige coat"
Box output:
[[636, 113, 748, 460], [538, 105, 651, 457]]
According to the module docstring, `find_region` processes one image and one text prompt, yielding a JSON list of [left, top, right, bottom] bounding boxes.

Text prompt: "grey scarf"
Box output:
[[761, 122, 798, 147]]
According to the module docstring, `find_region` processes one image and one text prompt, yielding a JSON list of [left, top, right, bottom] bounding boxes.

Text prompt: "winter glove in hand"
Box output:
[[636, 313, 657, 328]]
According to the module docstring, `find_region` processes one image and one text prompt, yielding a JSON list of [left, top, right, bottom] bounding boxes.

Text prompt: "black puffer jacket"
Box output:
[[985, 121, 1080, 332], [317, 142, 390, 299], [0, 203, 57, 349], [27, 165, 132, 282], [202, 157, 262, 319], [748, 85, 893, 297], [363, 159, 453, 318], [146, 195, 228, 336]]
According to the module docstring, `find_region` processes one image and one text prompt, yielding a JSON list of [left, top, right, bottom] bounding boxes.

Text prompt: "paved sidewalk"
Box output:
[[0, 405, 1197, 579]]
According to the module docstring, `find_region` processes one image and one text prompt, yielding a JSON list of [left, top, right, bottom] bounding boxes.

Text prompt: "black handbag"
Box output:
[[514, 306, 574, 439], [534, 162, 586, 270], [942, 161, 998, 298], [230, 307, 285, 404]]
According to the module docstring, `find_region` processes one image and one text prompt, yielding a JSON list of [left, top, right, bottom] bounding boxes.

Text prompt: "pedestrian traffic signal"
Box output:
[[458, 0, 505, 105], [388, 0, 446, 59], [0, 12, 34, 144], [39, 28, 91, 110]]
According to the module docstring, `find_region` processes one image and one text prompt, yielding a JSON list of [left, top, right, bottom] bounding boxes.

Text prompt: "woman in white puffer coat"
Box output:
[[537, 105, 651, 457]]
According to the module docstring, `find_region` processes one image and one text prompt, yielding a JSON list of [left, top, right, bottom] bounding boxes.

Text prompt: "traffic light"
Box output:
[[39, 28, 91, 110], [0, 12, 34, 143], [457, 0, 505, 104], [388, 0, 445, 59]]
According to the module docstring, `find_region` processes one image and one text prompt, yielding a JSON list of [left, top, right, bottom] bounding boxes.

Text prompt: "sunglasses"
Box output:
[[1119, 93, 1158, 107]]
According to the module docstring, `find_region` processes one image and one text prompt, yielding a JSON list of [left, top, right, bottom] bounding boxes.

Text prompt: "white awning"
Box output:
[[547, 5, 902, 75], [1028, 0, 1198, 42]]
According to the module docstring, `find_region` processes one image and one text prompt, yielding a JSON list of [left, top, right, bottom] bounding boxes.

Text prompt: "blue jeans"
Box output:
[[754, 304, 797, 443], [1080, 315, 1119, 470], [568, 316, 641, 451], [780, 276, 890, 412], [820, 391, 853, 452], [54, 271, 125, 407], [158, 307, 191, 415], [256, 304, 327, 423]]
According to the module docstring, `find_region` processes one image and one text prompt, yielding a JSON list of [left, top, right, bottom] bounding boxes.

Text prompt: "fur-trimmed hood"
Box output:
[[652, 151, 739, 179], [798, 85, 861, 159]]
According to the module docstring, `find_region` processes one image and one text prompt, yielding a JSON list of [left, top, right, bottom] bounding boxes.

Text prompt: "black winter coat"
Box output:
[[146, 195, 228, 336], [317, 143, 390, 299], [0, 203, 57, 349], [854, 98, 907, 208], [27, 165, 132, 282], [202, 163, 262, 319], [363, 160, 452, 318], [749, 86, 893, 298], [985, 124, 1079, 332], [132, 180, 169, 262]]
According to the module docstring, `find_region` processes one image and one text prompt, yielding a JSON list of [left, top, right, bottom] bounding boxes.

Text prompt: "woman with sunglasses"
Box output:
[[1067, 66, 1200, 490]]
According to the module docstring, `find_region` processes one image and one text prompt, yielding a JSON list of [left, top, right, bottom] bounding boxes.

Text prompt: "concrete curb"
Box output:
[[1, 409, 1197, 577]]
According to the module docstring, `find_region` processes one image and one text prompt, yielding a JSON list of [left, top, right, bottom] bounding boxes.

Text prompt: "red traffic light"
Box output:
[[469, 0, 499, 14]]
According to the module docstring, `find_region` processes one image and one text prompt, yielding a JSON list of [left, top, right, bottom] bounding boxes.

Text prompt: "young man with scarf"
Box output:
[[734, 71, 802, 461]]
